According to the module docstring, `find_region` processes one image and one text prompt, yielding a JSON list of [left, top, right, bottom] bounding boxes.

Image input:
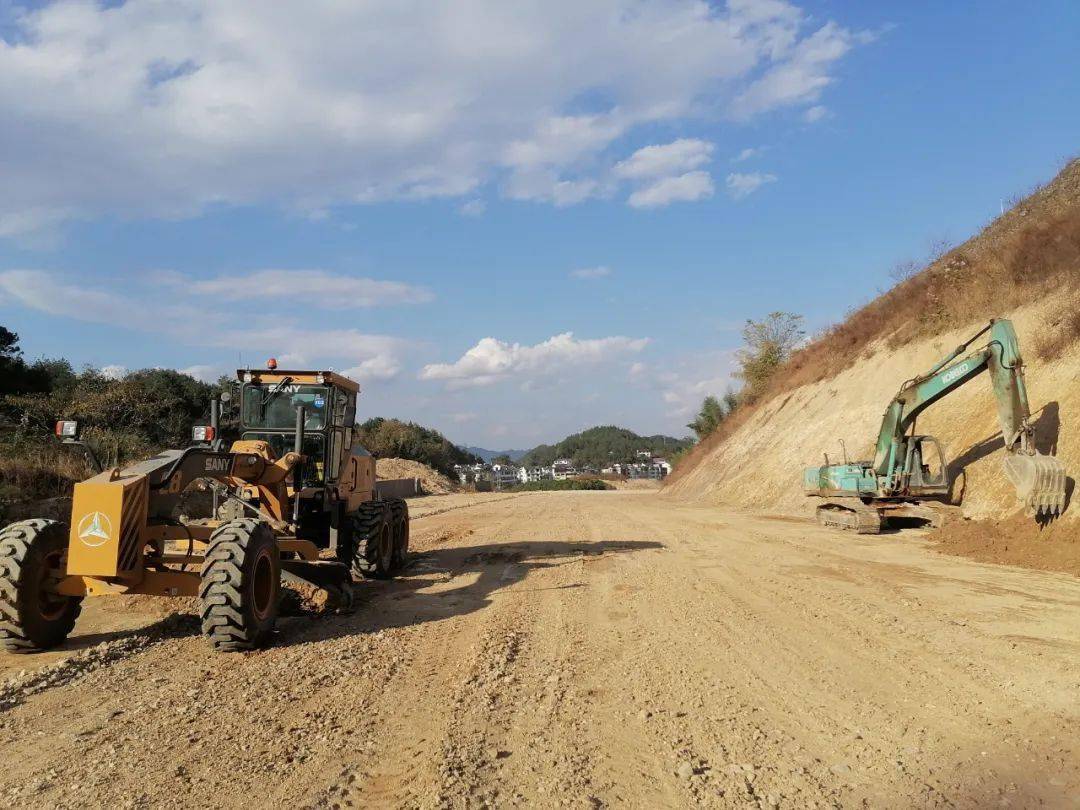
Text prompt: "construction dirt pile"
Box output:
[[666, 160, 1080, 575], [376, 457, 457, 495]]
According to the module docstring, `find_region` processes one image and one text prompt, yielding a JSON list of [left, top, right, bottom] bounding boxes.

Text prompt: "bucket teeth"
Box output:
[[1003, 451, 1068, 516]]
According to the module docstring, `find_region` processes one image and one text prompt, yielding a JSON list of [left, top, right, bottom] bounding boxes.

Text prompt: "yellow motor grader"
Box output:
[[0, 364, 409, 653]]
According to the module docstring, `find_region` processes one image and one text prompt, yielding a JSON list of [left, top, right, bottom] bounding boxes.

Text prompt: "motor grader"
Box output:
[[0, 363, 409, 653]]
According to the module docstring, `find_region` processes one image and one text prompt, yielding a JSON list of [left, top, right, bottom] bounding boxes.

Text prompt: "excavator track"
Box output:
[[816, 501, 882, 534]]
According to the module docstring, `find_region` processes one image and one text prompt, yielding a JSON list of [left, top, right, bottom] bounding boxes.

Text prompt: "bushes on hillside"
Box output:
[[3, 367, 218, 462], [0, 328, 222, 503], [735, 312, 805, 401], [519, 426, 689, 468], [509, 478, 611, 492]]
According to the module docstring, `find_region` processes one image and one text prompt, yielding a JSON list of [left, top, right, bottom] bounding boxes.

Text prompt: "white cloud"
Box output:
[[652, 352, 739, 420], [0, 270, 406, 381], [732, 147, 762, 163], [339, 356, 401, 384], [725, 172, 778, 199], [803, 105, 828, 123], [613, 139, 714, 180], [100, 365, 128, 380], [188, 270, 432, 308], [628, 171, 715, 209], [459, 199, 486, 217], [451, 412, 478, 424], [730, 21, 863, 120], [0, 1, 869, 235], [179, 364, 220, 382], [570, 266, 613, 280], [420, 332, 649, 388], [504, 172, 601, 207]]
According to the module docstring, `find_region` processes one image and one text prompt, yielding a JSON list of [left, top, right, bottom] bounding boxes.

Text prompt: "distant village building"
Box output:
[[491, 464, 520, 489], [551, 458, 578, 480], [612, 457, 671, 480], [453, 463, 491, 486], [518, 466, 553, 483]]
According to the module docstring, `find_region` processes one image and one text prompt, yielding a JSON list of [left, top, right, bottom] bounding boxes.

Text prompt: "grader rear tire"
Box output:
[[199, 519, 280, 652], [351, 501, 394, 580], [0, 520, 82, 653], [389, 499, 409, 570]]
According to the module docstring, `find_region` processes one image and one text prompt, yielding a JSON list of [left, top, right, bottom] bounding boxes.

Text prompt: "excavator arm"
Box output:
[[871, 319, 1065, 514]]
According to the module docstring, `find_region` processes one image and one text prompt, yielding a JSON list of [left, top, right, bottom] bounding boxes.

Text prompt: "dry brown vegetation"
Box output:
[[668, 158, 1080, 485], [0, 446, 91, 514], [1035, 294, 1080, 361], [781, 166, 1080, 391]]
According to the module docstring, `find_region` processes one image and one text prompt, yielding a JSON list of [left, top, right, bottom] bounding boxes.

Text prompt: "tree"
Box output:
[[0, 326, 20, 361], [0, 326, 28, 395], [687, 395, 726, 440], [0, 326, 58, 396], [735, 312, 804, 400], [491, 454, 514, 465]]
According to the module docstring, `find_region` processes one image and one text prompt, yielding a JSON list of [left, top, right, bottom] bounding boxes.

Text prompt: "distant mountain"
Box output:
[[461, 446, 529, 464], [518, 426, 690, 469]]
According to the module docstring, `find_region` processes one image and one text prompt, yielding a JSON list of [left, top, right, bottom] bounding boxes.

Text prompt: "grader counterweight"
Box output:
[[0, 365, 409, 653]]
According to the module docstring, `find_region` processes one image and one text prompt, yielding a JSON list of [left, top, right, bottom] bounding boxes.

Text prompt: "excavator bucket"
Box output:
[[1003, 451, 1068, 516]]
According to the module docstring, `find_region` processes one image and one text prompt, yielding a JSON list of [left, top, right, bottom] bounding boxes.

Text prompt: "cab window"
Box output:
[[241, 383, 329, 430]]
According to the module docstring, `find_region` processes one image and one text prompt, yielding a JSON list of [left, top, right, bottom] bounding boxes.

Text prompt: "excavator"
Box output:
[[804, 318, 1068, 533]]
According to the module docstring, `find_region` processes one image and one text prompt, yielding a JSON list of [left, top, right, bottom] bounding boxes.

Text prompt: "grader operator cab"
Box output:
[[0, 363, 409, 653]]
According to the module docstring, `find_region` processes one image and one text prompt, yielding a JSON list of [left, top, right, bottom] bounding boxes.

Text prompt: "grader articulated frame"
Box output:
[[0, 365, 409, 653]]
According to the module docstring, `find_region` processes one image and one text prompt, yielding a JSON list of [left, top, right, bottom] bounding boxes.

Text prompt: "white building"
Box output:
[[552, 458, 578, 480], [491, 464, 521, 489], [518, 466, 553, 483]]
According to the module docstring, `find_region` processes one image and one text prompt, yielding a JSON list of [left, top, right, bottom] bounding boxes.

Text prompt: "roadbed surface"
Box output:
[[0, 491, 1077, 808]]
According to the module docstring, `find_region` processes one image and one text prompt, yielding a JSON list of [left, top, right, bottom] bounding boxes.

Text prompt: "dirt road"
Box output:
[[1, 492, 1078, 808]]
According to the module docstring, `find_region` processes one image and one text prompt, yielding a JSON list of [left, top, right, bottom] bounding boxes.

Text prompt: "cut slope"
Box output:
[[666, 158, 1080, 553]]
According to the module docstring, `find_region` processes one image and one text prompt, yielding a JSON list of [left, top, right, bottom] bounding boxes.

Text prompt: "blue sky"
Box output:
[[0, 0, 1077, 448]]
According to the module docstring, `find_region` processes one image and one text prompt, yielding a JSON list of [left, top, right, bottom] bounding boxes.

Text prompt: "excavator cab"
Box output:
[[902, 435, 949, 495]]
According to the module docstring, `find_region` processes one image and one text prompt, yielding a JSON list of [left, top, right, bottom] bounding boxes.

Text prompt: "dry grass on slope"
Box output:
[[668, 158, 1080, 487], [782, 157, 1080, 391]]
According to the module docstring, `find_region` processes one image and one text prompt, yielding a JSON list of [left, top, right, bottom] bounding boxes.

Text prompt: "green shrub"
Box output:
[[508, 478, 611, 492]]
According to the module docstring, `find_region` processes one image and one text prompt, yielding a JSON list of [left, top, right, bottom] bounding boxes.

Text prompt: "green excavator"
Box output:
[[804, 318, 1068, 533]]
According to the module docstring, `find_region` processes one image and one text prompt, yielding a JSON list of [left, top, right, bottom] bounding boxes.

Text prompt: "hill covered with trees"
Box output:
[[356, 418, 481, 476], [519, 425, 689, 469]]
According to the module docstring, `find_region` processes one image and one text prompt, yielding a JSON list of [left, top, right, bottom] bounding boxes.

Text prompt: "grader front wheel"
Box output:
[[199, 519, 280, 652], [0, 519, 82, 653]]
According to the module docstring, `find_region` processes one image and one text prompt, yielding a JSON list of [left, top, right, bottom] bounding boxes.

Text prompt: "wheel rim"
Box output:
[[250, 548, 275, 620], [37, 548, 68, 622]]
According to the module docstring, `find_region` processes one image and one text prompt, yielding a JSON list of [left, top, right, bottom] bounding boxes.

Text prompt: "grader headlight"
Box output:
[[192, 425, 216, 443], [55, 420, 79, 438]]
